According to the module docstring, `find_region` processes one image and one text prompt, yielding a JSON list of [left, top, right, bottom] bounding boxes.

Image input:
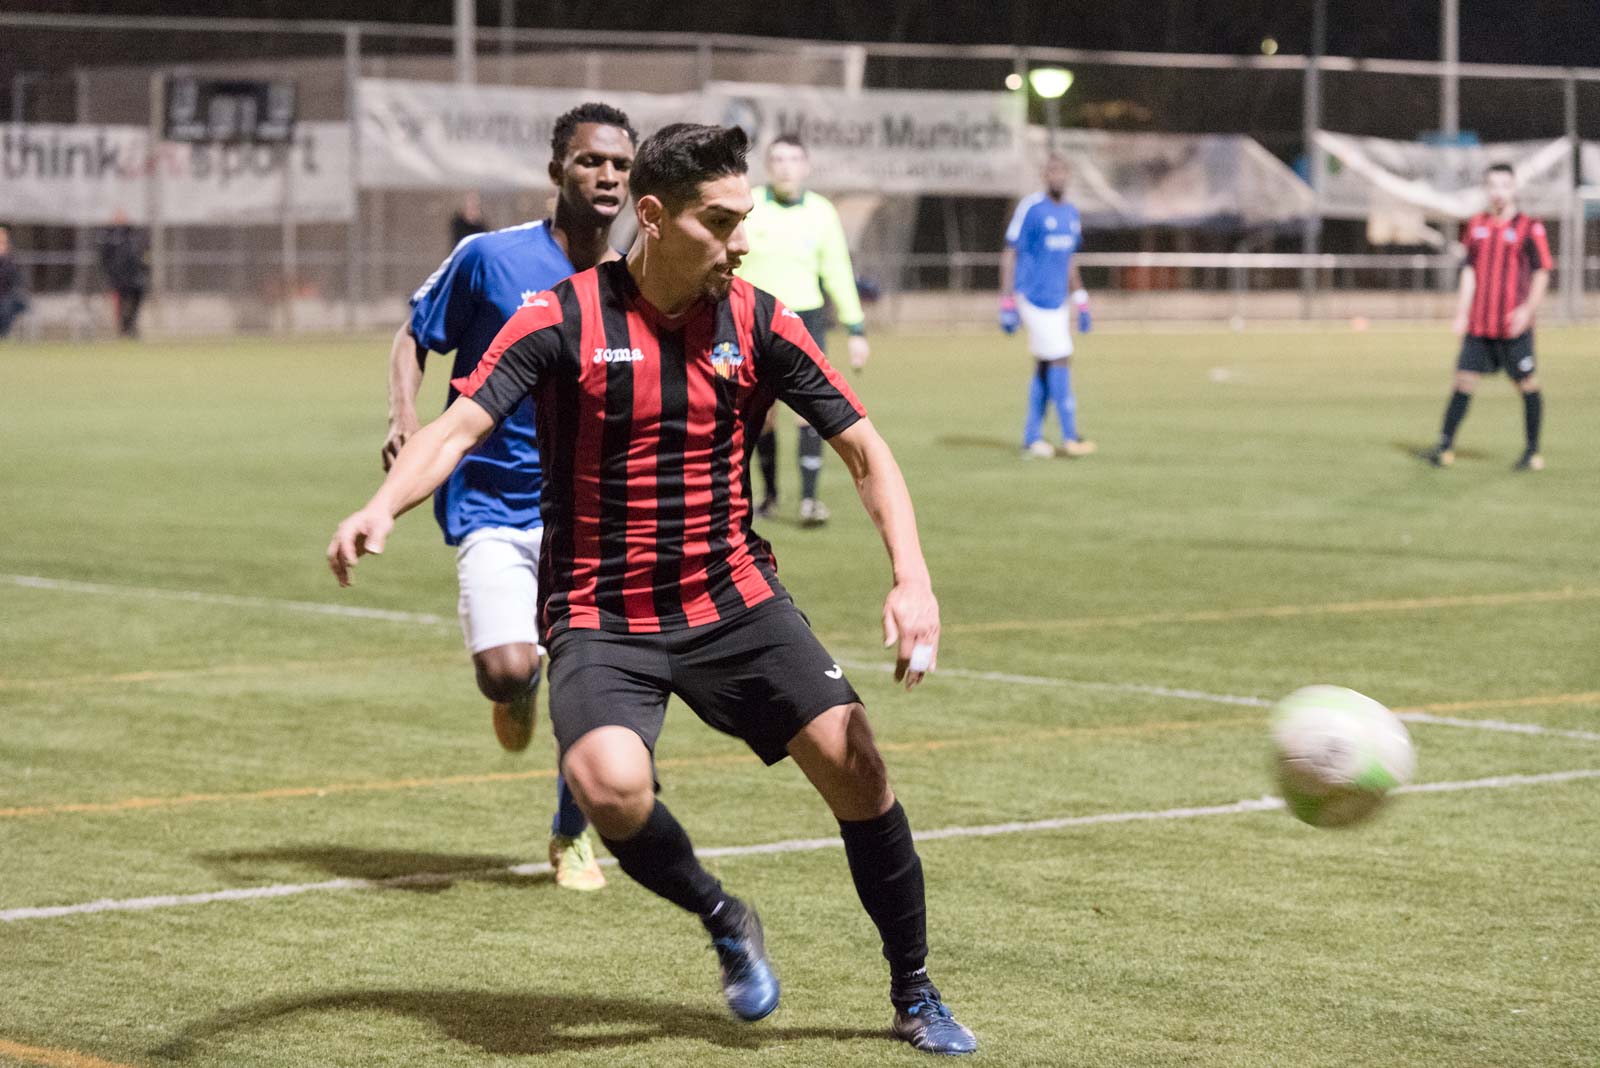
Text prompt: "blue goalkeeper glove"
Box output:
[[1073, 289, 1092, 333], [999, 296, 1020, 335]]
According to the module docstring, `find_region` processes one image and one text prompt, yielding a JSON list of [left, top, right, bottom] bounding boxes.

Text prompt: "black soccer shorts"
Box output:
[[545, 596, 861, 766], [1457, 332, 1536, 381]]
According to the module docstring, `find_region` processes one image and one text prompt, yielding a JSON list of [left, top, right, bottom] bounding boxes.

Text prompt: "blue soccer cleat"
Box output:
[[710, 902, 780, 1022], [892, 985, 978, 1056]]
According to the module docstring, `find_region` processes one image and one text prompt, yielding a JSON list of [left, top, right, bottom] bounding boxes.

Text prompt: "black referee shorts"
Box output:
[[545, 596, 861, 766], [1458, 332, 1536, 381]]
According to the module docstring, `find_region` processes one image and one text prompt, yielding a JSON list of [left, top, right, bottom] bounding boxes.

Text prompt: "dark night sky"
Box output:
[[7, 0, 1600, 67]]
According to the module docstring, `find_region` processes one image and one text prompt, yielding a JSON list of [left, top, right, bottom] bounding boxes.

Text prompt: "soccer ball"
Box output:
[[1271, 685, 1415, 829]]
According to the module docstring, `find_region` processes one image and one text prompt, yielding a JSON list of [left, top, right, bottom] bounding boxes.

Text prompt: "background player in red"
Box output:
[[327, 123, 976, 1056], [1427, 163, 1552, 471]]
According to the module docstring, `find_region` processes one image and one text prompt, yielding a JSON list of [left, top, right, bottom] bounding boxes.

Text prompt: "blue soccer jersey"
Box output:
[[1005, 193, 1082, 311], [409, 220, 576, 544]]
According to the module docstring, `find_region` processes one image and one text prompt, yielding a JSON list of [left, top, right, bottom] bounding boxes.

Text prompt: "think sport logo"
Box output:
[[710, 341, 744, 380]]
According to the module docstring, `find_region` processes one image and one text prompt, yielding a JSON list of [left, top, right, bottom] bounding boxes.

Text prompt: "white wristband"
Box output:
[[1072, 289, 1090, 306]]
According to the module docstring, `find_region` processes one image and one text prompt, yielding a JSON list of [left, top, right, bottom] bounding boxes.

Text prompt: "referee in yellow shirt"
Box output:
[[737, 135, 870, 527]]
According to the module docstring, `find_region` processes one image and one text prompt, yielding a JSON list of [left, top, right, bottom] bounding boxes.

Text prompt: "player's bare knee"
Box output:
[[1452, 371, 1480, 393], [792, 703, 893, 820], [472, 644, 536, 702], [561, 729, 654, 837], [1519, 374, 1541, 393]]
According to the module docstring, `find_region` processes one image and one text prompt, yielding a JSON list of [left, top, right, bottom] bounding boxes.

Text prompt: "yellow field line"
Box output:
[[0, 654, 462, 691], [1400, 691, 1600, 714], [0, 716, 1256, 821], [948, 586, 1600, 634], [0, 1039, 138, 1068]]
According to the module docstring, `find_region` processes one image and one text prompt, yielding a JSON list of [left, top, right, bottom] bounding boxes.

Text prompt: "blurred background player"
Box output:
[[1000, 154, 1097, 459], [98, 211, 150, 339], [450, 190, 489, 250], [736, 134, 871, 527], [0, 226, 29, 340], [1426, 163, 1552, 471], [383, 102, 638, 891]]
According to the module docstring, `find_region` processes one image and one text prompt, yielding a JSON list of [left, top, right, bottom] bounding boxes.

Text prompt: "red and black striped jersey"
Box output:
[[1461, 212, 1552, 339], [453, 259, 866, 638]]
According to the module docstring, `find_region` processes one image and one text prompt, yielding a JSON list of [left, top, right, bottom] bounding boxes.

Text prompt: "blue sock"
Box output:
[[552, 774, 588, 838], [1046, 363, 1078, 442], [1023, 363, 1048, 445]]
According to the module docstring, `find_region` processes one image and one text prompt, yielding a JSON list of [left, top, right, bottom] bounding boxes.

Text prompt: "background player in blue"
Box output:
[[1000, 154, 1098, 459], [382, 102, 638, 892]]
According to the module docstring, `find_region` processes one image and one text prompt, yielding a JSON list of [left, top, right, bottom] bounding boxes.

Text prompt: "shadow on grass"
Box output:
[[196, 845, 545, 894], [152, 988, 889, 1058], [1391, 439, 1491, 463]]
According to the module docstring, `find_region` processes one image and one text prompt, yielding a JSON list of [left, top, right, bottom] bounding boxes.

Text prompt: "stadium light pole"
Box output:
[[1028, 67, 1073, 151], [1300, 0, 1327, 317], [455, 0, 476, 85], [1441, 0, 1459, 138]]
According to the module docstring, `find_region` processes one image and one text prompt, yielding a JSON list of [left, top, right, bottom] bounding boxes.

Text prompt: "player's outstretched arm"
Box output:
[[328, 396, 496, 586], [383, 322, 428, 471], [828, 418, 938, 690]]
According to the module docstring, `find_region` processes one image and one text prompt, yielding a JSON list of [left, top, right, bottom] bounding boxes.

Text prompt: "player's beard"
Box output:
[[703, 262, 737, 301]]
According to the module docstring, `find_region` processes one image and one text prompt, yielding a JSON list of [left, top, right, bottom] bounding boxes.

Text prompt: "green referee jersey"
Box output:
[[736, 186, 865, 333]]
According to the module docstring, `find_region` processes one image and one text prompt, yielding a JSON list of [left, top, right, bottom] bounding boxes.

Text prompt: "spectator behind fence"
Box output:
[[98, 212, 150, 339], [0, 226, 29, 340], [449, 190, 489, 250]]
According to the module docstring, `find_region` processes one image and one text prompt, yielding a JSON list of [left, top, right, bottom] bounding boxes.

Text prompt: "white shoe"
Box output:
[[1024, 440, 1056, 459], [799, 498, 832, 526]]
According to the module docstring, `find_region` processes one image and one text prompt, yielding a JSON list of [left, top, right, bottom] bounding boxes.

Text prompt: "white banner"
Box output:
[[1582, 141, 1600, 188], [1315, 132, 1573, 220], [0, 122, 353, 226], [356, 78, 704, 190], [1028, 127, 1313, 228], [709, 83, 1025, 196]]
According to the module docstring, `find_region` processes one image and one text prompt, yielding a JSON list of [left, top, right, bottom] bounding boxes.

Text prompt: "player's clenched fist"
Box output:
[[327, 508, 394, 587]]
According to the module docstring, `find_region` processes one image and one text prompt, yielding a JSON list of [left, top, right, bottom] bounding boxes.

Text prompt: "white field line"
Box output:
[[7, 575, 1592, 748], [3, 574, 453, 627], [4, 767, 1596, 925]]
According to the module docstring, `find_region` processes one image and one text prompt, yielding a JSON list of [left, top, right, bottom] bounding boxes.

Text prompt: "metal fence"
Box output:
[[4, 11, 1600, 338]]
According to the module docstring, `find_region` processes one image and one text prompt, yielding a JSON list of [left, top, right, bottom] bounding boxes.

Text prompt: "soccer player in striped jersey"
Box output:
[[1001, 154, 1097, 459], [1427, 163, 1552, 471], [737, 134, 872, 527], [381, 103, 638, 891], [330, 123, 976, 1056]]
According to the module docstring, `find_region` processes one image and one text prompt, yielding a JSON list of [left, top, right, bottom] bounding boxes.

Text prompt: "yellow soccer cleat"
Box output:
[[1057, 439, 1098, 458], [549, 831, 607, 892]]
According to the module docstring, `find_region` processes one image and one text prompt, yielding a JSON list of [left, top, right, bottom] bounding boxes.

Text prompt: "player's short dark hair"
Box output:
[[1485, 162, 1515, 178], [630, 123, 749, 210], [769, 134, 807, 154], [550, 102, 638, 162]]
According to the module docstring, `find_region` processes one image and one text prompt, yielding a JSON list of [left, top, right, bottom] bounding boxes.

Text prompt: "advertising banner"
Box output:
[[0, 121, 353, 225], [1314, 132, 1573, 220]]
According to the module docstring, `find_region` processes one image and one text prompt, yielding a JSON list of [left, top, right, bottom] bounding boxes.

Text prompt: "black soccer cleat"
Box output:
[[1513, 450, 1545, 472], [709, 901, 780, 1022], [892, 984, 978, 1056]]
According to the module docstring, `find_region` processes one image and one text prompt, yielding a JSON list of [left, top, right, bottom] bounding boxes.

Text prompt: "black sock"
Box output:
[[1522, 390, 1543, 452], [1439, 390, 1472, 449], [756, 428, 778, 501], [798, 425, 824, 500], [839, 800, 928, 983], [600, 802, 732, 926]]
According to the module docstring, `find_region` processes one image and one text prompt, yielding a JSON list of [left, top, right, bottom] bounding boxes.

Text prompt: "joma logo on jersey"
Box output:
[[593, 347, 645, 364], [710, 341, 744, 379]]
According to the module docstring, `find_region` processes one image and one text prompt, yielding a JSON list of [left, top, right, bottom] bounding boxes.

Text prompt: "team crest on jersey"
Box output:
[[710, 341, 744, 379], [520, 290, 548, 308]]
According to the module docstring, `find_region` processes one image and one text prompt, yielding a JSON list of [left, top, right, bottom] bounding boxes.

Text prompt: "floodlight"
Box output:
[[1027, 67, 1074, 100]]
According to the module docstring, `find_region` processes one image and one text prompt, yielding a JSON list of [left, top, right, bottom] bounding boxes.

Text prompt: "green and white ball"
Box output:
[[1271, 685, 1415, 828]]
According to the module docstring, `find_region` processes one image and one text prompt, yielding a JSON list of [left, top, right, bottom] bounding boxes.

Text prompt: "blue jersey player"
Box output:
[[382, 103, 637, 891], [1000, 155, 1097, 459]]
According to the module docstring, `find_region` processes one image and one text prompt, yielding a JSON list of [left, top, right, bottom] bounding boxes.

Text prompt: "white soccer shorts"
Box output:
[[455, 526, 543, 655], [1017, 295, 1074, 360]]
